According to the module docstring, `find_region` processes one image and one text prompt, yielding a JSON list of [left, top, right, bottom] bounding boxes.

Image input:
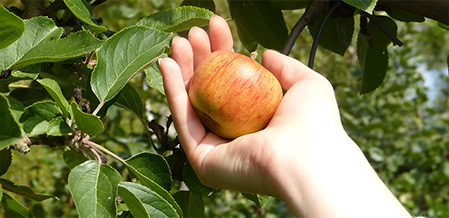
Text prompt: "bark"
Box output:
[[378, 0, 449, 25]]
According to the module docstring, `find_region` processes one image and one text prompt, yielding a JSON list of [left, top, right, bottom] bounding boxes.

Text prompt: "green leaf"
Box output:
[[1, 193, 33, 218], [438, 22, 449, 31], [0, 94, 22, 150], [47, 117, 73, 136], [126, 152, 172, 191], [343, 0, 377, 13], [357, 16, 397, 94], [357, 34, 388, 94], [0, 5, 24, 49], [37, 78, 71, 119], [182, 164, 214, 197], [0, 148, 12, 177], [137, 6, 213, 32], [0, 178, 57, 201], [118, 182, 179, 218], [116, 83, 144, 120], [386, 7, 425, 23], [308, 15, 354, 56], [173, 191, 204, 217], [242, 193, 270, 208], [63, 0, 107, 32], [19, 101, 71, 137], [124, 160, 183, 217], [229, 0, 288, 51], [6, 96, 24, 121], [0, 16, 103, 71], [90, 25, 171, 108], [144, 62, 165, 95], [71, 102, 104, 135], [68, 160, 121, 218], [229, 3, 258, 52], [181, 0, 216, 13], [63, 149, 88, 170]]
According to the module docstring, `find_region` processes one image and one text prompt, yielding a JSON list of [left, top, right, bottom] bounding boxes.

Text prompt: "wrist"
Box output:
[[267, 129, 411, 217]]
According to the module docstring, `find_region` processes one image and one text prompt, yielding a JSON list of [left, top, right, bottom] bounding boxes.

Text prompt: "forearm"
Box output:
[[275, 131, 412, 217]]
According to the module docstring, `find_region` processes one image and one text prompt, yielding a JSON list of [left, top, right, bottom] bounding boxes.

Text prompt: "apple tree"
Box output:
[[0, 0, 448, 217]]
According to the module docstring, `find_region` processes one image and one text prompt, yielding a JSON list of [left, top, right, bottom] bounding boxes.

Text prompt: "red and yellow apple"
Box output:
[[188, 50, 283, 139]]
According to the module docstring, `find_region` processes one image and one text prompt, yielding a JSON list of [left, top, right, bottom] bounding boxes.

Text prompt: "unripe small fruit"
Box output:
[[188, 50, 283, 139]]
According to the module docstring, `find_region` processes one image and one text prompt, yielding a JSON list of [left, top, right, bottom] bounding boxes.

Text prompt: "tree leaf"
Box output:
[[0, 16, 103, 71], [0, 94, 23, 150], [63, 0, 107, 32], [228, 1, 258, 52], [0, 148, 12, 177], [357, 16, 397, 94], [136, 6, 213, 32], [308, 15, 354, 56], [126, 152, 172, 191], [357, 34, 388, 94], [47, 117, 73, 136], [90, 26, 171, 108], [1, 193, 33, 218], [124, 159, 183, 217], [173, 191, 205, 218], [182, 163, 214, 197], [63, 149, 88, 170], [181, 0, 216, 13], [118, 182, 179, 218], [19, 101, 70, 137], [37, 78, 71, 119], [6, 96, 24, 121], [242, 193, 270, 208], [0, 5, 24, 49], [343, 0, 377, 13], [386, 7, 425, 23], [68, 160, 121, 218], [229, 0, 288, 51], [71, 102, 104, 135], [0, 178, 57, 201], [144, 62, 165, 95], [116, 83, 144, 120]]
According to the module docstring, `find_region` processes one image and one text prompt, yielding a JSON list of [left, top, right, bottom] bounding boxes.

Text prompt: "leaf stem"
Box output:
[[360, 11, 404, 46], [308, 1, 343, 69], [85, 140, 128, 165], [92, 102, 104, 116]]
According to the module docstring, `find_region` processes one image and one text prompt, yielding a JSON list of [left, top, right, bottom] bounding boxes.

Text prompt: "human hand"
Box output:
[[160, 14, 342, 196], [160, 15, 411, 217]]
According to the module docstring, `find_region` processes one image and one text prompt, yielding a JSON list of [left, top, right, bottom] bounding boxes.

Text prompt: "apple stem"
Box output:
[[250, 51, 258, 60]]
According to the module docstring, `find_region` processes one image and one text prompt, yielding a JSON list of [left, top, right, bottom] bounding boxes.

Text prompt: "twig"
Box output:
[[308, 1, 344, 69], [281, 0, 326, 55], [360, 11, 403, 46], [85, 140, 127, 164]]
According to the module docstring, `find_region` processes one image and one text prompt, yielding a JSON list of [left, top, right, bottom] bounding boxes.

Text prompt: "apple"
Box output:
[[188, 50, 283, 139]]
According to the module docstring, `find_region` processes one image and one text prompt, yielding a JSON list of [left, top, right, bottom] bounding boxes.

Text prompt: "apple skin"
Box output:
[[188, 50, 283, 139]]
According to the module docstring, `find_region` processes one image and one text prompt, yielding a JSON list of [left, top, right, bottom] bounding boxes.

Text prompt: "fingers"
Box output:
[[171, 36, 194, 86], [159, 57, 207, 154], [262, 50, 324, 90], [209, 15, 233, 52], [188, 27, 211, 69]]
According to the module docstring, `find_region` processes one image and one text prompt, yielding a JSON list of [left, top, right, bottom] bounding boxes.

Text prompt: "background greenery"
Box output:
[[1, 0, 448, 217]]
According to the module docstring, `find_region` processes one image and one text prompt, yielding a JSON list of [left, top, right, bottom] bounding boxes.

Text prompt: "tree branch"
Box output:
[[308, 1, 343, 69], [281, 0, 326, 55]]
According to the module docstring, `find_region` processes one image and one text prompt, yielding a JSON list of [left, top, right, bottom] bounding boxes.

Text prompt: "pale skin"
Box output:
[[159, 15, 412, 217]]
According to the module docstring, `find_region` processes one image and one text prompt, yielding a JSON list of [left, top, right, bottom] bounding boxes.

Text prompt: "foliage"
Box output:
[[0, 0, 448, 217]]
